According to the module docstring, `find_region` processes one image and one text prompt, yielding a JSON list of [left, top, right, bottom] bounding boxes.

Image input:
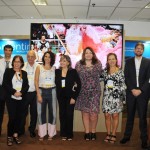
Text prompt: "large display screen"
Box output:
[[30, 23, 124, 68]]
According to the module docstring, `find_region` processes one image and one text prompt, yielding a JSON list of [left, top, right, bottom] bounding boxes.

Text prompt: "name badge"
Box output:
[[107, 80, 114, 88], [61, 79, 65, 88], [15, 80, 22, 91], [28, 72, 34, 80], [45, 77, 52, 87]]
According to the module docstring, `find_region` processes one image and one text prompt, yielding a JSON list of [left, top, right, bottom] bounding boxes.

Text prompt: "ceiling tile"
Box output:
[[135, 8, 150, 18], [90, 0, 120, 7], [118, 0, 150, 8], [63, 6, 88, 19], [10, 6, 41, 19], [110, 7, 141, 20], [133, 17, 150, 22], [61, 0, 89, 6], [0, 1, 5, 5], [88, 7, 115, 18], [3, 0, 33, 5], [37, 6, 63, 18], [0, 6, 17, 16], [46, 0, 61, 5]]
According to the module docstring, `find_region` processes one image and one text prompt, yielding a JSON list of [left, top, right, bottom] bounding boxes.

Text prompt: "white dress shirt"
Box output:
[[23, 62, 39, 92], [135, 57, 142, 87]]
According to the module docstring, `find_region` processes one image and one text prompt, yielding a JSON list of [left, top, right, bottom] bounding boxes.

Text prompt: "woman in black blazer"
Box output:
[[55, 55, 81, 140], [2, 55, 29, 146]]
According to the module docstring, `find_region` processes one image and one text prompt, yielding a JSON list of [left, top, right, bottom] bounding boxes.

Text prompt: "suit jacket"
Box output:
[[55, 68, 81, 101], [2, 68, 29, 99], [124, 57, 150, 95]]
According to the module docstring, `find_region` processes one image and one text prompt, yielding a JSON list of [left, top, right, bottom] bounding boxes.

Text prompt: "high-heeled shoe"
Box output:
[[104, 134, 111, 142], [13, 136, 21, 144], [91, 133, 96, 140], [84, 133, 90, 140], [109, 135, 116, 144]]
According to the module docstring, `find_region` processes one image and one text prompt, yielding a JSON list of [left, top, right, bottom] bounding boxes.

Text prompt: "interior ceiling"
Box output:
[[0, 0, 150, 22]]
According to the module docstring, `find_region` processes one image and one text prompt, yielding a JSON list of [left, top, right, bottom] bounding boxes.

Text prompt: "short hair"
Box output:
[[59, 55, 72, 69], [135, 42, 144, 50], [27, 50, 36, 58], [12, 55, 24, 69], [42, 51, 55, 66], [4, 44, 13, 51], [80, 47, 98, 65]]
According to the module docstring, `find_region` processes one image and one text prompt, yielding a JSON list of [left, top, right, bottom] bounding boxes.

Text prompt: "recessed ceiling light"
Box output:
[[32, 0, 47, 6]]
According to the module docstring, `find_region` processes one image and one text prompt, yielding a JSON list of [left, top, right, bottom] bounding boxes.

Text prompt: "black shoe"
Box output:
[[120, 137, 130, 144], [30, 131, 36, 138], [91, 133, 96, 140], [84, 133, 90, 141]]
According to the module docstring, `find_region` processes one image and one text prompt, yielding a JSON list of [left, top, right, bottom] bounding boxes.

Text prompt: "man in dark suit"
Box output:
[[0, 45, 13, 136], [120, 42, 150, 150]]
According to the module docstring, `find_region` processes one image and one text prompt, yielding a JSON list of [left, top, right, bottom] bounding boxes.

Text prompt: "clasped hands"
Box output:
[[14, 91, 22, 97], [131, 89, 142, 97]]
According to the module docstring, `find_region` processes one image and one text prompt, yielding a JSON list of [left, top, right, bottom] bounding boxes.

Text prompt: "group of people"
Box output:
[[0, 42, 150, 150]]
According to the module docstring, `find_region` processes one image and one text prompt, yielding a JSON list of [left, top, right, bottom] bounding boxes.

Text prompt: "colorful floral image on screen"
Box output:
[[30, 23, 123, 68]]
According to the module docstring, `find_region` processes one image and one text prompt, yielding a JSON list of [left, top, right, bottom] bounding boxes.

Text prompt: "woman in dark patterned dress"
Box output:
[[101, 53, 126, 143], [75, 47, 102, 141]]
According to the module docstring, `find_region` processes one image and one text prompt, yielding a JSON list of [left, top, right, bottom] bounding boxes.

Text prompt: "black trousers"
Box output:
[[124, 91, 149, 142], [0, 85, 6, 133], [20, 91, 37, 133], [6, 98, 24, 137], [58, 95, 75, 138]]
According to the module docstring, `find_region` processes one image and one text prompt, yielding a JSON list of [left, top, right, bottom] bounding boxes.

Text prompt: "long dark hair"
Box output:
[[80, 47, 98, 65], [106, 53, 119, 72], [42, 51, 55, 66]]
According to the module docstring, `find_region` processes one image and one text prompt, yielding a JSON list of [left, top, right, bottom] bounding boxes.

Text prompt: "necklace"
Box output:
[[15, 71, 22, 81]]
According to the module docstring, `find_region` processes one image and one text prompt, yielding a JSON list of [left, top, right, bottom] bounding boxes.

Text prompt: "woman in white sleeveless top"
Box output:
[[35, 51, 57, 141]]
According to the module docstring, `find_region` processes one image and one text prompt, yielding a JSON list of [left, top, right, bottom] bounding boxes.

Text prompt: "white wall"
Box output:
[[0, 19, 150, 37]]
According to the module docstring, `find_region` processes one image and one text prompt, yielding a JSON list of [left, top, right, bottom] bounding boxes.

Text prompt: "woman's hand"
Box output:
[[14, 92, 22, 97], [70, 98, 75, 105], [37, 94, 43, 103]]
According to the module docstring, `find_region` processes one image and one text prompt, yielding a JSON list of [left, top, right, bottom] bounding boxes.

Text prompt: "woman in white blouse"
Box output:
[[35, 51, 57, 141]]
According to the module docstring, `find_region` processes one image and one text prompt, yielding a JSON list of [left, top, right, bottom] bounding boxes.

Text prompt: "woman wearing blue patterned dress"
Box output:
[[101, 53, 126, 143], [75, 47, 102, 141]]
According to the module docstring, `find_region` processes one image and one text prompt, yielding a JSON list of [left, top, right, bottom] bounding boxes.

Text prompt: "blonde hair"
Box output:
[[59, 55, 72, 69]]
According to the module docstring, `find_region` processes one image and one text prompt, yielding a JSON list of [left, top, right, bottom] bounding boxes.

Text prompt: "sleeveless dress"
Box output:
[[101, 69, 126, 114], [75, 61, 102, 114]]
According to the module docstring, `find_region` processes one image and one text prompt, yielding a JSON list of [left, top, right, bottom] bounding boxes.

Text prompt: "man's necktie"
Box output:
[[6, 61, 10, 69]]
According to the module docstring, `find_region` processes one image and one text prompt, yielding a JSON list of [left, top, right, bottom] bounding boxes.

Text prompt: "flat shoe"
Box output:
[[39, 137, 44, 141], [67, 138, 72, 141], [48, 136, 53, 140], [62, 137, 67, 141]]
